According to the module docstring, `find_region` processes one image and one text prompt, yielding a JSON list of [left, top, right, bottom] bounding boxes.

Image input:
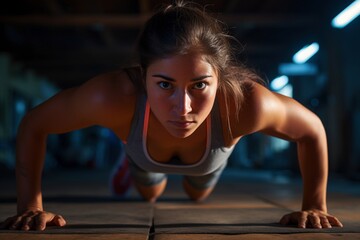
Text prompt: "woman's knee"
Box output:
[[134, 178, 167, 203], [182, 178, 214, 202]]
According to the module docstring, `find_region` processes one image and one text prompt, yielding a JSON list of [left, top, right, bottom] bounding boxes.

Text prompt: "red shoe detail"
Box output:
[[111, 156, 132, 196]]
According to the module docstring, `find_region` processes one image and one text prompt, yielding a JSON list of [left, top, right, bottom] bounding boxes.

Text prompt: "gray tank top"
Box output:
[[124, 93, 235, 176]]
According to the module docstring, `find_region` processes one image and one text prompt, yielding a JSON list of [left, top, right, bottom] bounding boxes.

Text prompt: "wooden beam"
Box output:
[[40, 0, 64, 15], [138, 0, 151, 14]]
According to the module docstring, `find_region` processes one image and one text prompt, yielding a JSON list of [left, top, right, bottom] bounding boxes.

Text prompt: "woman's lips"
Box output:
[[168, 120, 195, 128]]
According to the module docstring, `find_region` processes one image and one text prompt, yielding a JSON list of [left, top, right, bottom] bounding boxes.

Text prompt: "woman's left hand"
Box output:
[[280, 209, 343, 228]]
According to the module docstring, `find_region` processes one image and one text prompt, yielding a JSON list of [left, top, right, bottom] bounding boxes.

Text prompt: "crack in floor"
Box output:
[[148, 217, 155, 240]]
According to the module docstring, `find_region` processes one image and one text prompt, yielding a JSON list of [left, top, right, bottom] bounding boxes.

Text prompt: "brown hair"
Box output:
[[137, 1, 262, 136]]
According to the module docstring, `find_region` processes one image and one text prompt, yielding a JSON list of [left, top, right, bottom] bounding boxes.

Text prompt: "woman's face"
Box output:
[[146, 53, 219, 138]]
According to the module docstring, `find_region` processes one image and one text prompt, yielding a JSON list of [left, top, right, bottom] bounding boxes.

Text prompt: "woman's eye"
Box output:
[[158, 82, 172, 89], [193, 82, 207, 90]]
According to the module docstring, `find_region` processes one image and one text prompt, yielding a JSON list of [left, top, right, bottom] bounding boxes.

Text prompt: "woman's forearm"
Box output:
[[297, 121, 328, 212], [16, 114, 47, 214]]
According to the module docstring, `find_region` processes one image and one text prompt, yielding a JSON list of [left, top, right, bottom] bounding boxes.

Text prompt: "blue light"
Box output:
[[278, 84, 293, 98], [278, 63, 318, 76], [270, 75, 289, 91], [332, 0, 360, 28], [293, 43, 319, 64], [15, 100, 26, 114]]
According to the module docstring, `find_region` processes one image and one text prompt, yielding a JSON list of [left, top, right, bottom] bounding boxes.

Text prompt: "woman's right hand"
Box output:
[[0, 210, 66, 231]]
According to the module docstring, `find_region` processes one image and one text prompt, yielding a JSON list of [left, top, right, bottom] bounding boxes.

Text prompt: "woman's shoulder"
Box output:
[[69, 68, 142, 134], [80, 67, 143, 106], [90, 67, 140, 91], [226, 80, 281, 137], [22, 68, 142, 138], [68, 69, 141, 123]]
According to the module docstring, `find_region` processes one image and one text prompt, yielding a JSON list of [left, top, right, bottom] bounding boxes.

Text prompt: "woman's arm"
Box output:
[[233, 82, 343, 228], [0, 70, 137, 231]]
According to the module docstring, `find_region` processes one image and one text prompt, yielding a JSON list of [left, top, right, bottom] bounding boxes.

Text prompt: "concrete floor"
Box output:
[[0, 167, 359, 240]]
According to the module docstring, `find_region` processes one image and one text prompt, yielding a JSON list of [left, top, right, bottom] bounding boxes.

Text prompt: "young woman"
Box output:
[[0, 1, 343, 231]]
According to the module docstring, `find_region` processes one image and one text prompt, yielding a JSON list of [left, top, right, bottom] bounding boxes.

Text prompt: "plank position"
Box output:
[[0, 1, 343, 231]]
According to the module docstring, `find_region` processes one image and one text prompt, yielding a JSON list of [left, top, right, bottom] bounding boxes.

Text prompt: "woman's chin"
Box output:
[[167, 128, 196, 139]]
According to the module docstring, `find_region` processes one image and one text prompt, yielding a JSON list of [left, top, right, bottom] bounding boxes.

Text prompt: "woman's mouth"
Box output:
[[168, 120, 195, 128]]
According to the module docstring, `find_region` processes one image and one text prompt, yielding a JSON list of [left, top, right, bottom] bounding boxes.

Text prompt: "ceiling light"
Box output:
[[278, 63, 318, 76], [332, 0, 360, 28], [293, 43, 319, 64], [270, 75, 289, 91]]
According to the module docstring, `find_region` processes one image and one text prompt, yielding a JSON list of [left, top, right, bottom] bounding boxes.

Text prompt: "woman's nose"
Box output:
[[173, 90, 192, 116]]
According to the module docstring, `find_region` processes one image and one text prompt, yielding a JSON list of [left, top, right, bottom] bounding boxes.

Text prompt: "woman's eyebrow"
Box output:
[[191, 75, 212, 81], [152, 74, 175, 81], [152, 74, 212, 82]]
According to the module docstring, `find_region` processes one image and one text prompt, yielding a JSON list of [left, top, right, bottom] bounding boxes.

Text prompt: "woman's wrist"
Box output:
[[302, 201, 327, 212], [17, 196, 43, 214]]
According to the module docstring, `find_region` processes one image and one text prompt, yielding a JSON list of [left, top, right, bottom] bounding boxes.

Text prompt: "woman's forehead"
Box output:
[[148, 53, 217, 74]]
